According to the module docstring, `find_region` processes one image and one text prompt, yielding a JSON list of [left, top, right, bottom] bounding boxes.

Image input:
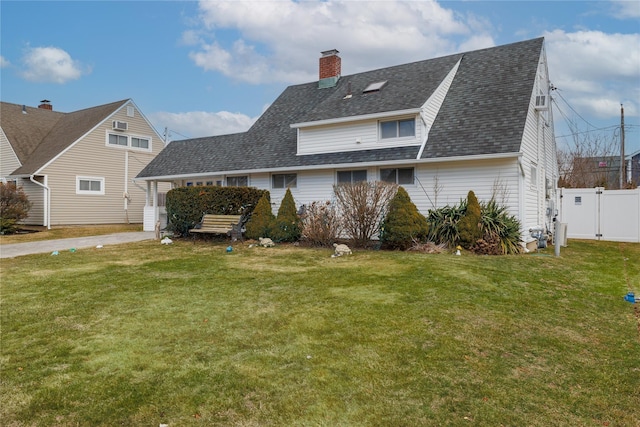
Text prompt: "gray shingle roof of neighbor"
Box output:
[[1, 100, 128, 175], [137, 38, 543, 179]]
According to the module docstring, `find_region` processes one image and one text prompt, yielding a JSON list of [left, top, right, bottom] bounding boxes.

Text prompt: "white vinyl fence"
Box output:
[[559, 187, 640, 243]]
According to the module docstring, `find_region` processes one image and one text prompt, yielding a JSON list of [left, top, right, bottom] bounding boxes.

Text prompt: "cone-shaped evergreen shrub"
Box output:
[[245, 193, 275, 239], [380, 187, 429, 250], [457, 190, 482, 249], [272, 188, 301, 242]]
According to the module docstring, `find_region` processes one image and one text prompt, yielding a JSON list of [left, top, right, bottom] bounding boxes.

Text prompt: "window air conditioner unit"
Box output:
[[112, 120, 128, 131], [535, 95, 548, 110]]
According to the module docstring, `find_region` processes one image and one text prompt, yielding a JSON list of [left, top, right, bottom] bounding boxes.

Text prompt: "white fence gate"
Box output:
[[560, 187, 640, 243]]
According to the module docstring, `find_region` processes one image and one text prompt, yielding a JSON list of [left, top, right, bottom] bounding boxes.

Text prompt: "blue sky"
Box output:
[[1, 0, 639, 154]]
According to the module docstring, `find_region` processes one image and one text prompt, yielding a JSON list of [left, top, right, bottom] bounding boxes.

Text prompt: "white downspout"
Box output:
[[29, 175, 51, 229]]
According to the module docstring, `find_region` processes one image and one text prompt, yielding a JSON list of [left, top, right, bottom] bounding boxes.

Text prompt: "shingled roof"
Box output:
[[1, 100, 128, 176], [137, 38, 543, 179]]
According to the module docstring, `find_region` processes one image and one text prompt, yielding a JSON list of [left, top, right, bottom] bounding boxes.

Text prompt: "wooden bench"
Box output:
[[189, 214, 243, 241]]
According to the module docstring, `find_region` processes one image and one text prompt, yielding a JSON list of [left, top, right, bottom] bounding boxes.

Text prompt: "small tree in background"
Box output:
[[272, 188, 301, 242], [300, 201, 342, 247], [0, 182, 32, 234], [245, 193, 275, 239], [334, 181, 397, 247], [457, 190, 482, 249], [380, 187, 429, 250]]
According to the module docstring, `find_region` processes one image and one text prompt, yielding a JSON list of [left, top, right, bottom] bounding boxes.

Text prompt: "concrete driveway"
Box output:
[[0, 232, 156, 259]]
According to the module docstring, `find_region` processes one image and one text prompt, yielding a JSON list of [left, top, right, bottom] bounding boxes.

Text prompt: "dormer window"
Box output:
[[380, 118, 415, 139]]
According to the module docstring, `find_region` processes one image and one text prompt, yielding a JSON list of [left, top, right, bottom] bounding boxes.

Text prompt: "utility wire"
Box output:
[[554, 88, 598, 129]]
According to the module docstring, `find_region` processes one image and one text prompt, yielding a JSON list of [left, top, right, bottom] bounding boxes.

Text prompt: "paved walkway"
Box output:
[[0, 232, 156, 259]]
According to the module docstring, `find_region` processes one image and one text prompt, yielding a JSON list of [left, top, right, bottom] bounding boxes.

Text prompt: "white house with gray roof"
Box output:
[[136, 38, 558, 248]]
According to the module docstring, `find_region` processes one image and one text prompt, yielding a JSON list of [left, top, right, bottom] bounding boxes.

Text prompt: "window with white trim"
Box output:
[[380, 118, 415, 139], [226, 176, 248, 187], [337, 170, 367, 184], [272, 173, 297, 189], [380, 168, 414, 185], [76, 176, 105, 195], [106, 132, 151, 151], [131, 137, 149, 149]]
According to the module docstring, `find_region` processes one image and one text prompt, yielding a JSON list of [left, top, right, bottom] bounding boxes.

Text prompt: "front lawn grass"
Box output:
[[1, 240, 639, 426]]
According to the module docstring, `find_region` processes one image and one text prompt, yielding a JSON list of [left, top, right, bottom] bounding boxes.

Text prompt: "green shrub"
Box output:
[[426, 201, 467, 248], [272, 188, 301, 242], [380, 187, 429, 250], [457, 191, 482, 249], [245, 193, 275, 240], [0, 182, 32, 234], [476, 199, 522, 255], [165, 186, 267, 236]]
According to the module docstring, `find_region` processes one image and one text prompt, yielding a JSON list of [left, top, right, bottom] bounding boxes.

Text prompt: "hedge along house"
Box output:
[[0, 99, 167, 228], [136, 38, 558, 248]]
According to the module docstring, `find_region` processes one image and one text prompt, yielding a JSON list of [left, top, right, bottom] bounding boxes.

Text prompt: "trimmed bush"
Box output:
[[165, 186, 268, 236], [0, 182, 32, 234], [457, 190, 482, 249], [380, 187, 429, 250], [245, 193, 275, 240], [272, 188, 301, 242]]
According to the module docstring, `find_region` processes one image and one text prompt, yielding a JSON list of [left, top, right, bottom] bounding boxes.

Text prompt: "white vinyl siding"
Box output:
[[297, 116, 422, 155]]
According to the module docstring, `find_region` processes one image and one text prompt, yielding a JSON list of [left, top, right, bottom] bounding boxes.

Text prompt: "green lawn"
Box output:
[[1, 239, 639, 426]]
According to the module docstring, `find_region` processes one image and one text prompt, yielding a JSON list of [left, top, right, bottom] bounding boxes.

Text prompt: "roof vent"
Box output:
[[363, 80, 387, 93]]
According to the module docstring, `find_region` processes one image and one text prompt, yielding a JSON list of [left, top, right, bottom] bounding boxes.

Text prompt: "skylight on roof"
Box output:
[[363, 80, 387, 93]]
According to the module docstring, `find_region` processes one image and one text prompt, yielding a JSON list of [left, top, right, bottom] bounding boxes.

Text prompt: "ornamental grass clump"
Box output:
[[380, 187, 429, 250]]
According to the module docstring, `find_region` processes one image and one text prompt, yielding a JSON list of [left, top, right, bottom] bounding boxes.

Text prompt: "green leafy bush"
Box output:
[[380, 187, 429, 250], [165, 186, 267, 236], [0, 182, 32, 234], [476, 199, 522, 255], [272, 188, 301, 242], [427, 196, 522, 255], [457, 191, 482, 249], [245, 193, 275, 240], [427, 201, 467, 248]]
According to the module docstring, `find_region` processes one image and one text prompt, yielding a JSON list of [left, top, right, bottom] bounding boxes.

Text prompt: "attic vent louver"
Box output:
[[363, 80, 387, 93], [112, 120, 128, 131]]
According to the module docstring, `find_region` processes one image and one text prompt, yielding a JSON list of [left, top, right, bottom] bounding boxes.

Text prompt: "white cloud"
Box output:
[[20, 46, 89, 84], [148, 110, 257, 140], [545, 30, 640, 119], [187, 0, 493, 84], [610, 0, 640, 19], [0, 55, 10, 68]]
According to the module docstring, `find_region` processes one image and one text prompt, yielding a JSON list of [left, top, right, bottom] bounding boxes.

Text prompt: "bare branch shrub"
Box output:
[[333, 181, 398, 247], [300, 201, 342, 247]]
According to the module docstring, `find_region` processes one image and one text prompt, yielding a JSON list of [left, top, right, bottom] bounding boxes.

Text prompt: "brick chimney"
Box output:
[[38, 99, 52, 110], [319, 49, 340, 89]]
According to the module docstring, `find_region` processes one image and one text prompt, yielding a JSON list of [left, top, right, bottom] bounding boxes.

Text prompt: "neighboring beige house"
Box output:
[[1, 99, 166, 227]]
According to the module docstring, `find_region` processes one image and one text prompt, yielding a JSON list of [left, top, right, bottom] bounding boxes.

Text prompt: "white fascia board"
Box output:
[[32, 99, 130, 175], [134, 152, 523, 182], [290, 108, 421, 129]]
